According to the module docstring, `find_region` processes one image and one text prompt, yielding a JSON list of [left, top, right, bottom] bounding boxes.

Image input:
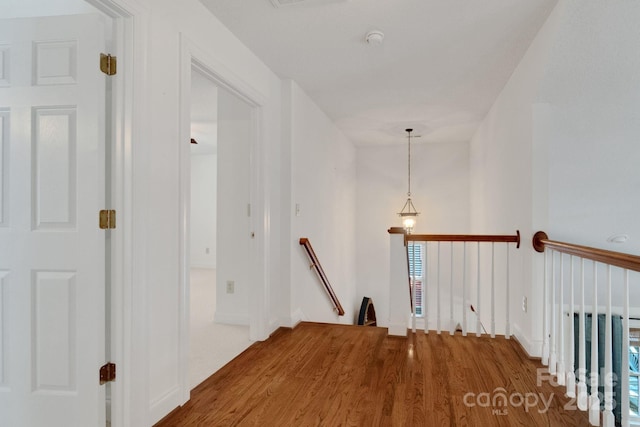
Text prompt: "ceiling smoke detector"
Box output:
[[365, 30, 384, 45], [607, 234, 629, 244]]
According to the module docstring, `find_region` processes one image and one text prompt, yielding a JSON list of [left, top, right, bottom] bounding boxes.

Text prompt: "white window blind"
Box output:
[[630, 328, 640, 419], [408, 243, 424, 317]]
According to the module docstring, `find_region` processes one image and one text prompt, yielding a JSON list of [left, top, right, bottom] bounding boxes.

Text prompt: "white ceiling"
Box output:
[[1, 0, 96, 18], [199, 0, 557, 146]]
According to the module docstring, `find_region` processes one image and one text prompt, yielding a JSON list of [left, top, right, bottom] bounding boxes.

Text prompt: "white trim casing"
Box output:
[[84, 0, 150, 426], [177, 34, 192, 408], [177, 32, 271, 409]]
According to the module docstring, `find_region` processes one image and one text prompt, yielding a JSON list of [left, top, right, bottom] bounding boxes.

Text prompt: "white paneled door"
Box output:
[[0, 14, 107, 427]]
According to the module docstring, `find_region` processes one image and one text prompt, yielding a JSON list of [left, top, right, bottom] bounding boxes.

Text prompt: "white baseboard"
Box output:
[[388, 322, 408, 337], [189, 264, 216, 270], [149, 385, 181, 426], [289, 309, 305, 328], [268, 318, 279, 335], [512, 323, 542, 358], [213, 311, 249, 326]]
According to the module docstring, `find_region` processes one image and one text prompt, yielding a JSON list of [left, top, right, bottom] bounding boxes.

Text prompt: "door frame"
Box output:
[[178, 33, 271, 404], [84, 0, 149, 426]]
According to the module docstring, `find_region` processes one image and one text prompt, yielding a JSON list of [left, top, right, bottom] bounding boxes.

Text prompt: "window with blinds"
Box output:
[[630, 327, 640, 419], [408, 243, 424, 317]]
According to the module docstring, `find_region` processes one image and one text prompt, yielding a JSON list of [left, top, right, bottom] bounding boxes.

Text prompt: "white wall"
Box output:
[[284, 80, 358, 326], [539, 1, 640, 311], [189, 69, 218, 269], [129, 0, 285, 423], [190, 153, 217, 268], [356, 141, 470, 328], [214, 88, 252, 326], [469, 2, 562, 356], [470, 0, 640, 357], [539, 0, 640, 256]]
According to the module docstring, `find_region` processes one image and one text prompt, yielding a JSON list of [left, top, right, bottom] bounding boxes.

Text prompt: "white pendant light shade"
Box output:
[[402, 214, 417, 230], [399, 197, 418, 232]]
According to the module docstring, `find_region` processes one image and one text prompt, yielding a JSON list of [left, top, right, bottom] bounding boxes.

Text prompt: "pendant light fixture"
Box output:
[[398, 128, 419, 233]]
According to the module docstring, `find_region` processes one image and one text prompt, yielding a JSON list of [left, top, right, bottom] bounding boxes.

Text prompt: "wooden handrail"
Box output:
[[299, 238, 345, 316], [405, 230, 521, 248], [533, 231, 640, 272]]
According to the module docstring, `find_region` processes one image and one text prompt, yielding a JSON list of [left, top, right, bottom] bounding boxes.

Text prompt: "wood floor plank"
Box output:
[[155, 323, 590, 427]]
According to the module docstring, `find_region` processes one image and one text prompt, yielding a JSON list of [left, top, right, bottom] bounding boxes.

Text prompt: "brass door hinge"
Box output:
[[99, 362, 116, 385], [99, 210, 116, 229], [100, 53, 117, 76]]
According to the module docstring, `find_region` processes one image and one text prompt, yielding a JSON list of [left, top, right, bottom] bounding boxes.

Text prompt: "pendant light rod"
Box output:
[[398, 128, 420, 233], [406, 128, 412, 197]]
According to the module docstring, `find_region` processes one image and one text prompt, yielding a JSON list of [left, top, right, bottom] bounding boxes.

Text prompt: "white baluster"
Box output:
[[476, 242, 481, 337], [622, 270, 630, 427], [589, 262, 600, 426], [424, 242, 429, 334], [450, 243, 454, 335], [462, 242, 467, 337], [437, 241, 441, 334], [578, 258, 588, 411], [550, 251, 557, 375], [542, 249, 549, 366], [558, 253, 566, 386], [567, 255, 576, 398], [505, 243, 510, 339], [491, 242, 495, 338], [602, 265, 614, 427]]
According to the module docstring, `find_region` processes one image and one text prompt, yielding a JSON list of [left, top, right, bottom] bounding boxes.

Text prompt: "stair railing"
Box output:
[[388, 228, 520, 337], [406, 231, 521, 337], [299, 238, 345, 316], [533, 231, 640, 427]]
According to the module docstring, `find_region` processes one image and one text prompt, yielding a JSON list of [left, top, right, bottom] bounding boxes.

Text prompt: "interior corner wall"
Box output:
[[536, 1, 640, 307], [355, 141, 470, 328], [278, 81, 294, 327], [190, 153, 217, 268], [135, 0, 284, 424], [471, 0, 640, 357], [537, 0, 640, 256], [215, 88, 252, 326], [287, 80, 358, 326], [468, 2, 563, 357]]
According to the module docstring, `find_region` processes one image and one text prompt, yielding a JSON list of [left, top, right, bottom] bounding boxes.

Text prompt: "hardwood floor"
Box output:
[[155, 322, 590, 426]]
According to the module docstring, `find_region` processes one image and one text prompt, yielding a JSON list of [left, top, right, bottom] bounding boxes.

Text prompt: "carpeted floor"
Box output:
[[189, 268, 252, 389]]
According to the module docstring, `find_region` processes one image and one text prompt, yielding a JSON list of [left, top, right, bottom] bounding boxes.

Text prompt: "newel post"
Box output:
[[388, 227, 409, 336]]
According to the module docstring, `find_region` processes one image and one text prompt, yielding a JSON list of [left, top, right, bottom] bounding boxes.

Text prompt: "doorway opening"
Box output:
[[188, 67, 253, 389]]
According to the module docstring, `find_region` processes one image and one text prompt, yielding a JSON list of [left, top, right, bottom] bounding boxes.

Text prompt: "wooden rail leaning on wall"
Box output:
[[299, 238, 345, 316], [533, 231, 640, 272]]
